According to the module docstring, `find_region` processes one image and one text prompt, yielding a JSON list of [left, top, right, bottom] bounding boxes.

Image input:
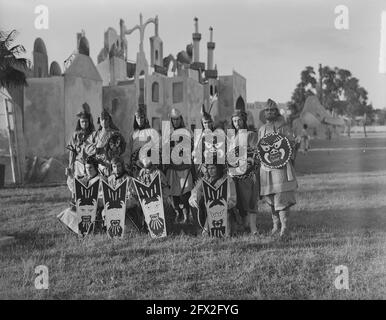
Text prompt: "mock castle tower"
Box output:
[[205, 27, 217, 79], [190, 17, 205, 72], [149, 16, 163, 68]]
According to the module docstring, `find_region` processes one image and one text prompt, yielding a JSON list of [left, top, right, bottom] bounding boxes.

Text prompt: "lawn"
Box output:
[[1, 138, 386, 299]]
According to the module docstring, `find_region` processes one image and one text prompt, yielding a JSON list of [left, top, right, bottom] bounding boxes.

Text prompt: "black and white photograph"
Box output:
[[0, 0, 385, 304]]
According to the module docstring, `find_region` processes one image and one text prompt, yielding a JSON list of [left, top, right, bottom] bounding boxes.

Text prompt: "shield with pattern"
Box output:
[[257, 132, 292, 169], [133, 173, 167, 239], [102, 179, 127, 239], [75, 178, 100, 236], [202, 178, 228, 238]]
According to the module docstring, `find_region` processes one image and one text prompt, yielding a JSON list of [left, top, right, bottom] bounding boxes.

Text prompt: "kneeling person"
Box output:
[[189, 164, 238, 237], [58, 156, 104, 235]]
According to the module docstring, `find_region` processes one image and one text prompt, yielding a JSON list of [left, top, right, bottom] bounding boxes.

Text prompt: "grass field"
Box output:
[[1, 138, 386, 299]]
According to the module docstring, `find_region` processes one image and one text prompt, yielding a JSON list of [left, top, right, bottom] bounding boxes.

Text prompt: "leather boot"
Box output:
[[279, 210, 289, 238], [271, 211, 280, 236], [249, 213, 258, 235], [242, 214, 249, 231], [181, 208, 188, 224]]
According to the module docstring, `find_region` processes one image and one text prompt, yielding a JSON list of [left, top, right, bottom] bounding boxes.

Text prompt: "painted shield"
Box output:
[[257, 132, 292, 169], [102, 179, 127, 239], [133, 173, 167, 239], [202, 178, 228, 238], [75, 178, 99, 236]]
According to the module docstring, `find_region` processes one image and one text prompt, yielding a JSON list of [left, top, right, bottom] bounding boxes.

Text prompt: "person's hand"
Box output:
[[189, 197, 198, 208]]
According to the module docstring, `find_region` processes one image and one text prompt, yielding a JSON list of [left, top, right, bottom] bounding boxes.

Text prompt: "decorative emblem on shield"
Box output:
[[257, 132, 292, 169], [133, 173, 167, 239], [75, 178, 100, 236], [202, 178, 228, 238], [102, 179, 127, 239]]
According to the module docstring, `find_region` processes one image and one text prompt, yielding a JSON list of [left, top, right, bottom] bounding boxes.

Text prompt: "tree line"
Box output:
[[288, 64, 375, 121]]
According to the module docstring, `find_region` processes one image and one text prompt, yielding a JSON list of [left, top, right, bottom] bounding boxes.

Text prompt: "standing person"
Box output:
[[193, 104, 223, 179], [166, 108, 195, 224], [85, 109, 123, 178], [66, 103, 95, 179], [229, 109, 260, 235], [258, 98, 298, 239], [299, 123, 310, 154], [127, 105, 157, 178]]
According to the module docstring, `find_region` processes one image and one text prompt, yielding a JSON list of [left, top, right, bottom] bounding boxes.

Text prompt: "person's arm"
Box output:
[[189, 178, 203, 208], [67, 174, 75, 194], [83, 131, 97, 157], [159, 170, 171, 199]]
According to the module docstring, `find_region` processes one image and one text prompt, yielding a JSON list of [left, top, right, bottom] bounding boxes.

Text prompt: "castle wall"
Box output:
[[232, 71, 247, 109], [97, 59, 111, 86], [102, 83, 137, 143], [23, 77, 65, 157], [146, 73, 168, 132], [185, 77, 204, 131], [63, 75, 102, 144]]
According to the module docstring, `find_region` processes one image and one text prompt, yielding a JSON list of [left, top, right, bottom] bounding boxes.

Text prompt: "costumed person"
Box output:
[[129, 158, 176, 235], [85, 109, 125, 178], [58, 156, 104, 235], [106, 157, 141, 233], [65, 102, 96, 179], [192, 104, 224, 179], [127, 105, 157, 178], [228, 109, 260, 235], [165, 108, 195, 224], [188, 160, 238, 237], [258, 98, 298, 239]]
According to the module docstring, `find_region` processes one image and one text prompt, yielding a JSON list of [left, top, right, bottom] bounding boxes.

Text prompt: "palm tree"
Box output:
[[0, 29, 29, 89]]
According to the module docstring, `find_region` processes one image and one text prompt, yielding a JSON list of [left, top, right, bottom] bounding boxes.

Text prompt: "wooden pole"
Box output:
[[4, 99, 16, 184]]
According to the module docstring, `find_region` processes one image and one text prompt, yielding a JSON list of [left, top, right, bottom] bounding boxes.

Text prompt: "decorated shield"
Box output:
[[257, 132, 292, 169], [202, 178, 228, 238], [133, 173, 167, 239], [102, 179, 127, 239], [75, 178, 100, 236]]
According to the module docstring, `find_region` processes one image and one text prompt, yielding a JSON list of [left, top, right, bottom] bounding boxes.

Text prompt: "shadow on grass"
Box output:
[[2, 196, 70, 206], [4, 228, 62, 253]]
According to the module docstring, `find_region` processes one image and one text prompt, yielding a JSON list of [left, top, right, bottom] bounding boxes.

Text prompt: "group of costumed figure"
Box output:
[[57, 98, 298, 240]]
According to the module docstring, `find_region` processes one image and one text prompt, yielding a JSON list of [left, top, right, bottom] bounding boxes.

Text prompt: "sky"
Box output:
[[0, 0, 385, 109]]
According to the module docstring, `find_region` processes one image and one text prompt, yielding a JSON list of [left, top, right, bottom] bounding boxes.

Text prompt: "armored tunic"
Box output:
[[258, 116, 298, 196], [68, 129, 95, 178]]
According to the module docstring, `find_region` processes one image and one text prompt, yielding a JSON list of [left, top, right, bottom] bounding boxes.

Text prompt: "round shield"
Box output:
[[257, 132, 292, 169], [105, 132, 126, 160]]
